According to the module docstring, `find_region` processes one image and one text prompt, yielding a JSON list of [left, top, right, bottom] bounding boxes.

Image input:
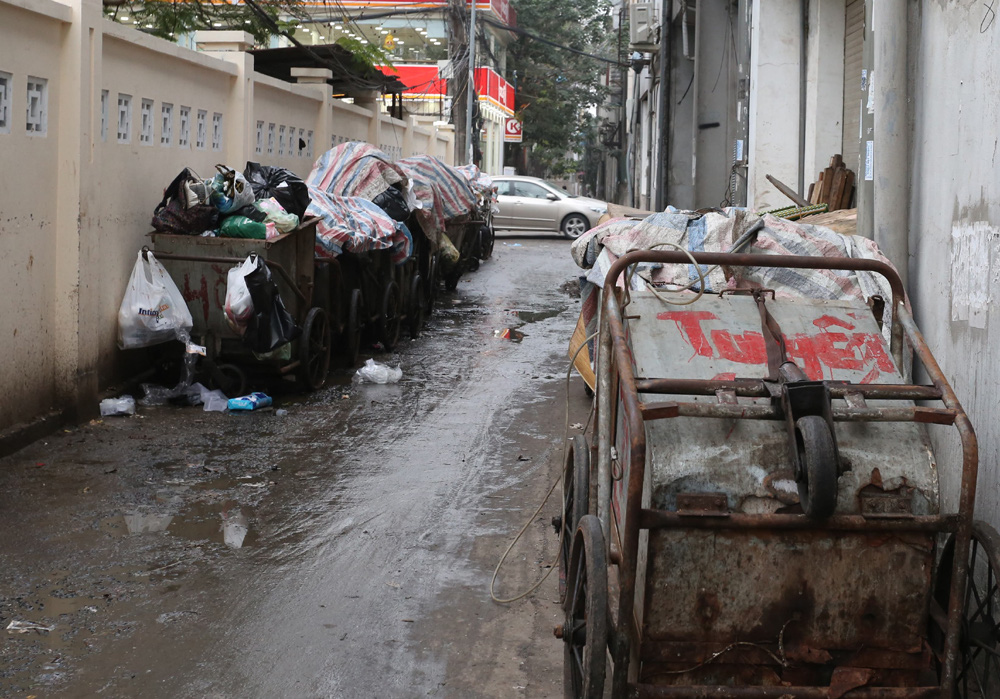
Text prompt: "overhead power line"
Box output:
[[478, 16, 625, 67]]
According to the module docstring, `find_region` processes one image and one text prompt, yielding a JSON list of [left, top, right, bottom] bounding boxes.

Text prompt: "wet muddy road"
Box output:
[[0, 238, 590, 698]]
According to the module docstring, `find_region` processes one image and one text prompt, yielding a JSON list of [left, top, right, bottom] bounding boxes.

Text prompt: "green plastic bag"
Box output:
[[220, 215, 267, 239]]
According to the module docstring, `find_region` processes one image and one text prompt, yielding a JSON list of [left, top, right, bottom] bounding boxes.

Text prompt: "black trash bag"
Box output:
[[243, 258, 301, 354], [231, 203, 268, 223], [243, 162, 311, 220], [372, 185, 410, 222]]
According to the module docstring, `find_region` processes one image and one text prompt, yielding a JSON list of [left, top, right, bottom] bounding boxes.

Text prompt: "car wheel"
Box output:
[[561, 214, 589, 239]]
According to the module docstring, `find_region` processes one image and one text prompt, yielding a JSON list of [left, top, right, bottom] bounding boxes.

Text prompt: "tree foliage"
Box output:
[[508, 0, 612, 177], [102, 0, 301, 45]]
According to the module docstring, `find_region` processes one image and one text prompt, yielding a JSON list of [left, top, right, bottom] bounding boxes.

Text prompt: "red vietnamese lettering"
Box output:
[[786, 334, 824, 380], [711, 330, 766, 364], [658, 311, 717, 357]]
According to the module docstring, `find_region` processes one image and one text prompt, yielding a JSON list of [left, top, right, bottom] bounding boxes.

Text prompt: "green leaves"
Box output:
[[509, 0, 613, 175], [102, 0, 300, 44]]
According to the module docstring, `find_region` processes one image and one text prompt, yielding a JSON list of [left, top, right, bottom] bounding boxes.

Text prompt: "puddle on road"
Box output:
[[493, 328, 526, 342], [505, 307, 566, 324]]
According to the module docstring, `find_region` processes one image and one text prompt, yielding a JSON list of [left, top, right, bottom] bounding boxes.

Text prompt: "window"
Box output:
[[0, 72, 11, 134], [306, 130, 314, 158], [297, 127, 305, 154], [494, 180, 513, 196], [278, 125, 285, 156], [256, 120, 264, 154], [195, 109, 207, 150], [178, 106, 190, 147], [117, 93, 132, 143], [100, 90, 108, 141], [267, 123, 275, 155], [161, 103, 173, 146], [515, 182, 549, 199], [26, 77, 48, 135], [212, 112, 222, 151], [139, 98, 153, 145]]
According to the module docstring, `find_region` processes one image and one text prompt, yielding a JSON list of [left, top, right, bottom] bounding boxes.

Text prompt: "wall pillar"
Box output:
[[194, 31, 255, 166], [803, 0, 846, 183]]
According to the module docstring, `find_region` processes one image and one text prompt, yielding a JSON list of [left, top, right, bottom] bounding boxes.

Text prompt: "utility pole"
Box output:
[[465, 0, 477, 164], [447, 0, 469, 163]]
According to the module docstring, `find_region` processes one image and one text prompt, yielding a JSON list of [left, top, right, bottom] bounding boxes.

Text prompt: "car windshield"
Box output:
[[541, 180, 577, 198]]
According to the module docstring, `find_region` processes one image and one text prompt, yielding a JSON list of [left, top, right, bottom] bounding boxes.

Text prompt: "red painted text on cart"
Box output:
[[658, 311, 896, 383]]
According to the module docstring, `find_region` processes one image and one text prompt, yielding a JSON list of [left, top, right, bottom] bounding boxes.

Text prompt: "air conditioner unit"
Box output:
[[629, 2, 658, 51]]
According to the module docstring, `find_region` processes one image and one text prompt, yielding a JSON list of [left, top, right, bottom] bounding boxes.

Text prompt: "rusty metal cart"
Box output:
[[149, 218, 332, 393], [559, 250, 991, 698]]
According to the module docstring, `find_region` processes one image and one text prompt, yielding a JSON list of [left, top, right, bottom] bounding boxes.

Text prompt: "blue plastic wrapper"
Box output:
[[227, 392, 273, 411]]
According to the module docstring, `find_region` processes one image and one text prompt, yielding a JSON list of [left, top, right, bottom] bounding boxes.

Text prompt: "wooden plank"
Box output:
[[807, 182, 815, 203], [811, 172, 825, 204], [766, 174, 810, 207], [829, 168, 848, 211], [840, 171, 856, 210], [819, 166, 836, 204]]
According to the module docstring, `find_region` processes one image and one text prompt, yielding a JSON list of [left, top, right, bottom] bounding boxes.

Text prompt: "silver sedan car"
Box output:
[[492, 176, 607, 238]]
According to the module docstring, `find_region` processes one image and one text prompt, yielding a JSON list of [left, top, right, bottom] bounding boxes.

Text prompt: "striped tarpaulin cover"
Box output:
[[307, 186, 411, 263], [307, 142, 407, 201]]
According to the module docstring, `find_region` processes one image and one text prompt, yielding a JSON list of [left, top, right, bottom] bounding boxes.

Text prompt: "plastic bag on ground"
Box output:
[[354, 358, 402, 384], [225, 255, 257, 333], [244, 162, 311, 220], [118, 251, 194, 349], [100, 395, 136, 416], [227, 392, 272, 411]]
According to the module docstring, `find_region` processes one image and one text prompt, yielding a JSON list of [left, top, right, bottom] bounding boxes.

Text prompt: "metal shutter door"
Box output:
[[842, 0, 864, 177]]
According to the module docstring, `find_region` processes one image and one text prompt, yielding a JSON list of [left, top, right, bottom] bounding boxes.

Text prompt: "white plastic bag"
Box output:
[[225, 255, 257, 333], [118, 251, 193, 349], [354, 358, 402, 384]]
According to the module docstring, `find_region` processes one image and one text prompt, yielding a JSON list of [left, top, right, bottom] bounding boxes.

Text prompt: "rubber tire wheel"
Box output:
[[210, 363, 247, 398], [297, 307, 331, 391], [344, 289, 363, 367], [408, 274, 425, 340], [426, 255, 439, 314], [560, 435, 591, 603], [561, 214, 590, 239], [468, 233, 481, 272], [378, 280, 402, 351], [794, 415, 838, 519], [480, 225, 495, 259], [563, 515, 608, 699], [934, 521, 1000, 698]]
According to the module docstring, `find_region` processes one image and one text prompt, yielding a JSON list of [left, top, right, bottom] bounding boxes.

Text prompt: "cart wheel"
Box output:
[[209, 363, 247, 398], [378, 280, 402, 351], [560, 435, 591, 603], [936, 522, 1000, 698], [297, 307, 331, 391], [426, 255, 439, 314], [408, 274, 425, 340], [480, 225, 495, 260], [794, 415, 838, 519], [468, 233, 481, 272], [563, 515, 607, 699], [344, 289, 363, 367]]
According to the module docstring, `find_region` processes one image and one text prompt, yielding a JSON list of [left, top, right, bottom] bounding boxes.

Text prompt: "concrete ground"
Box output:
[[0, 235, 590, 698]]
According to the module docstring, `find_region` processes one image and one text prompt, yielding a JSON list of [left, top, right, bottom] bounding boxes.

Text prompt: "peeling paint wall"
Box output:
[[909, 1, 1000, 526]]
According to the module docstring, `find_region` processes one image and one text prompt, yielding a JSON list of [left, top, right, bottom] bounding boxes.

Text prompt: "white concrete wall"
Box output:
[[908, 3, 1000, 526], [803, 0, 845, 183], [0, 0, 456, 437], [747, 0, 802, 210]]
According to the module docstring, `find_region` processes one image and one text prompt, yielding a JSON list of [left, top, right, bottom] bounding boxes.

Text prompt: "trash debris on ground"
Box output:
[[354, 359, 403, 385], [227, 392, 273, 411], [6, 620, 55, 634], [275, 408, 288, 417], [223, 509, 249, 549], [570, 423, 584, 430], [99, 395, 136, 417], [493, 328, 525, 342]]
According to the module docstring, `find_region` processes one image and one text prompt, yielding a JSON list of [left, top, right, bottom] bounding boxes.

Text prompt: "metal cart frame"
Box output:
[[563, 250, 982, 698]]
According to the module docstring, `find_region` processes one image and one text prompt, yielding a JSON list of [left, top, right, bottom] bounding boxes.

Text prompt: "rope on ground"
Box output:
[[489, 331, 599, 605]]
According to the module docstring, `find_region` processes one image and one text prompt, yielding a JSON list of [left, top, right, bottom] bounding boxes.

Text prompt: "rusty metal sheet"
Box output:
[[620, 292, 938, 517], [642, 529, 934, 653]]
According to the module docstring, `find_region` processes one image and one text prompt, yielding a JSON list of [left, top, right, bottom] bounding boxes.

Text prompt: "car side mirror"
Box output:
[[546, 193, 558, 201]]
